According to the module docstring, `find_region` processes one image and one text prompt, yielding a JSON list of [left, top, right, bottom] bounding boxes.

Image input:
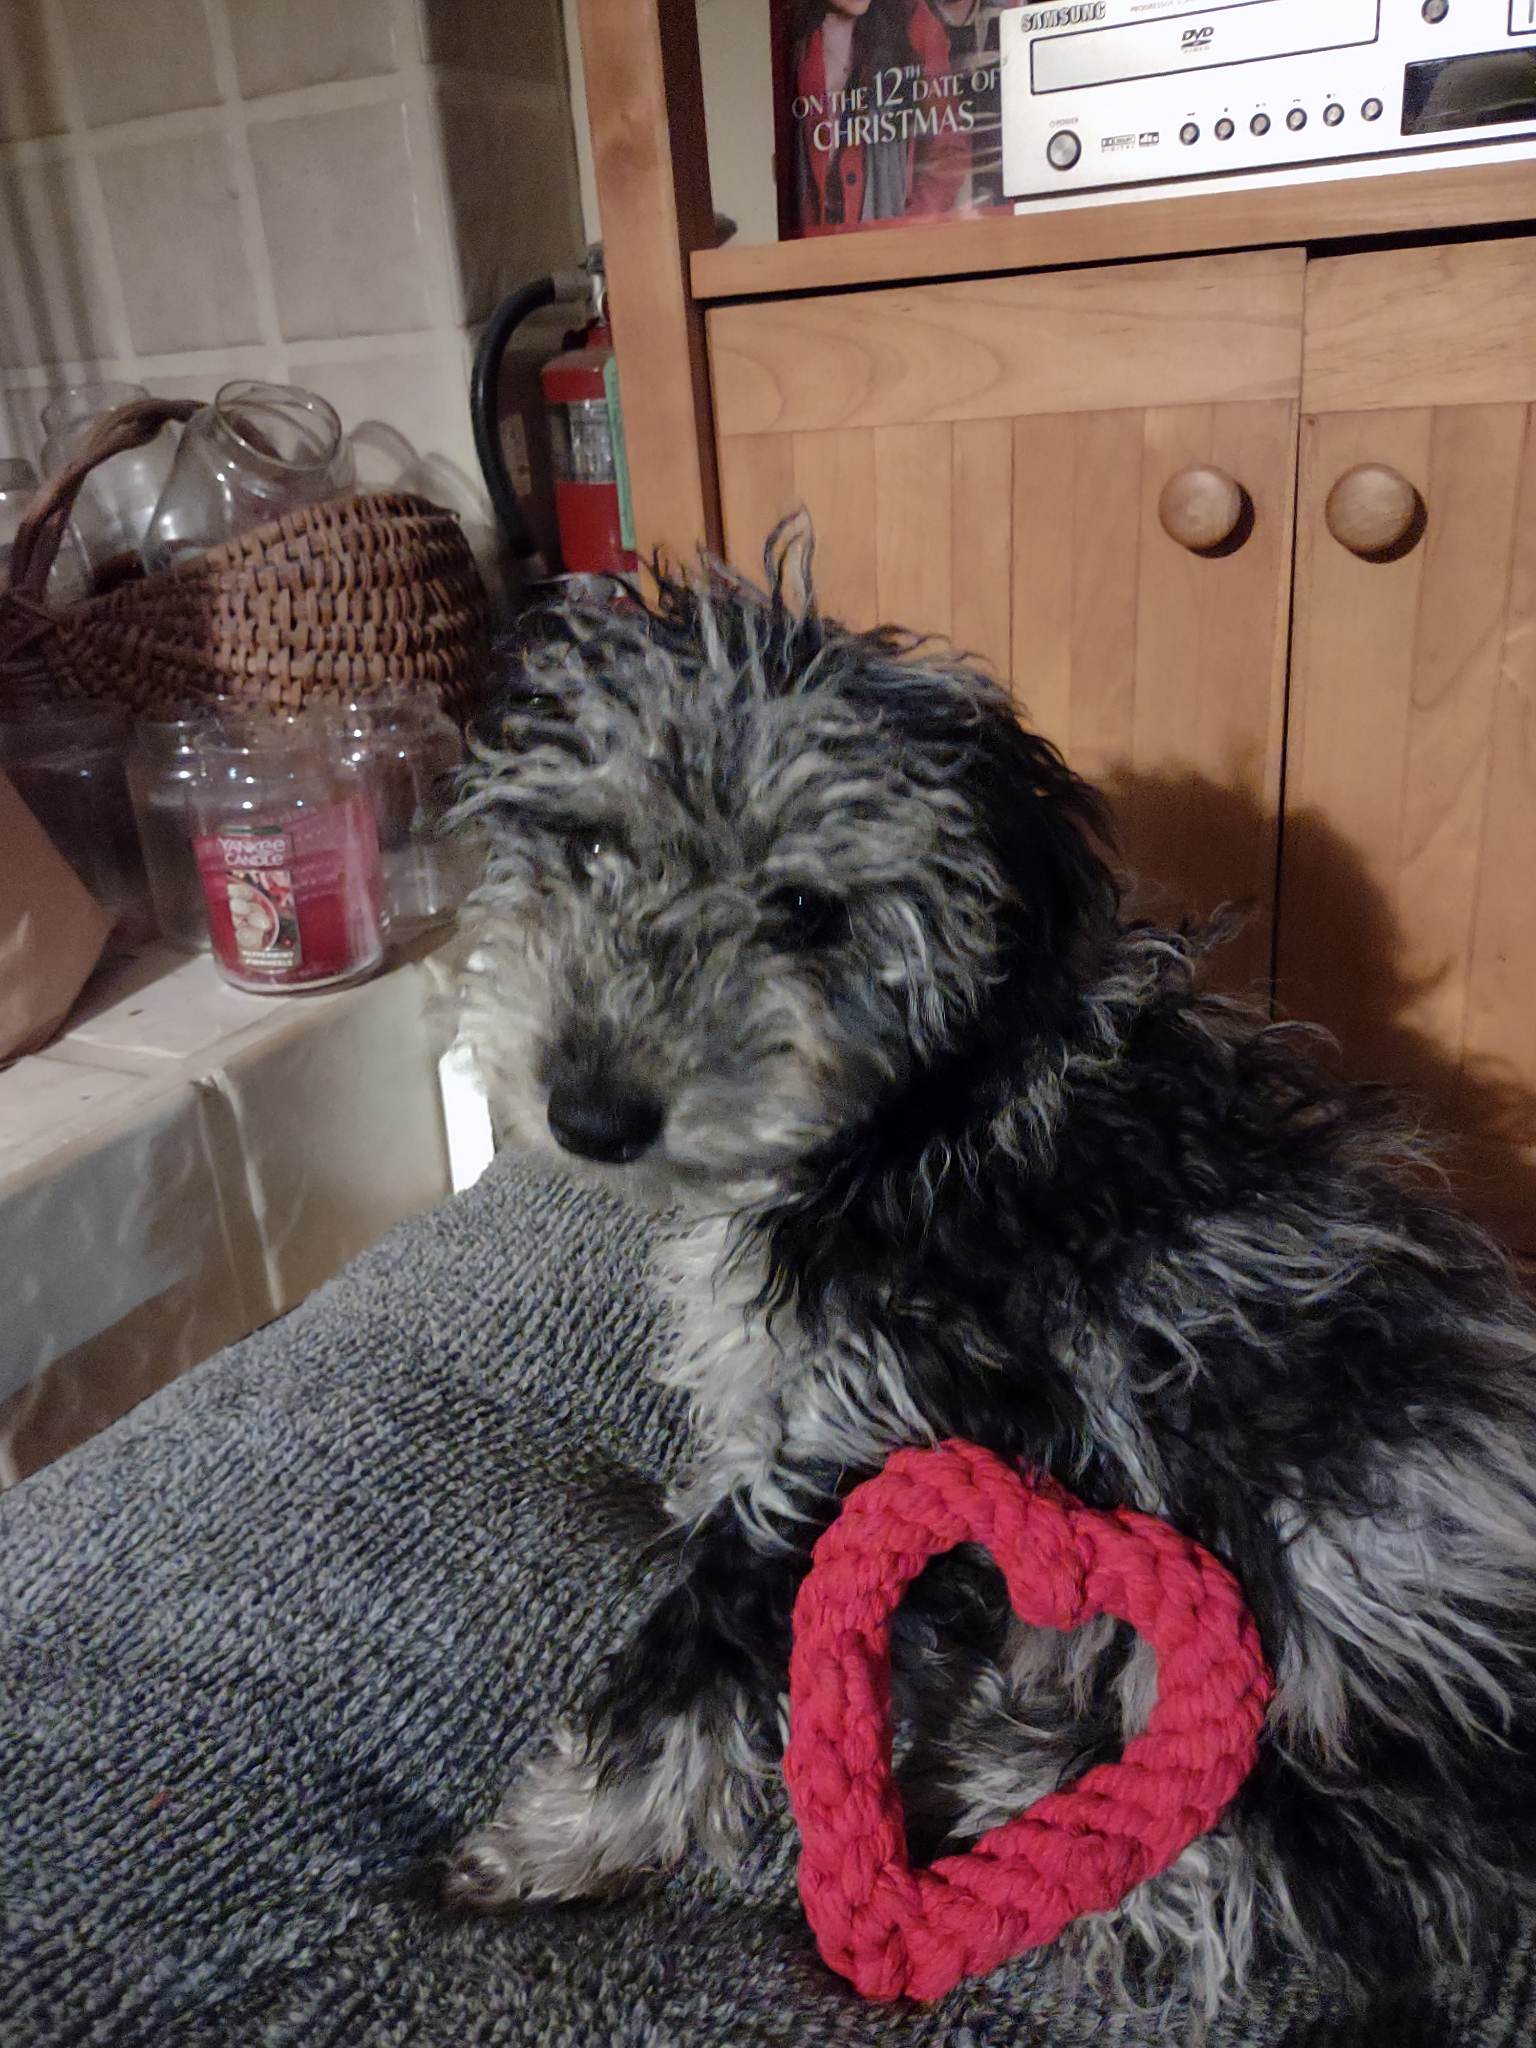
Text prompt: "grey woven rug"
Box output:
[[2, 1155, 1529, 2046]]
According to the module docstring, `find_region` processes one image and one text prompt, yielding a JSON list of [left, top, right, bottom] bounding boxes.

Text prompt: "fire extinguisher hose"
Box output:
[[470, 271, 588, 566]]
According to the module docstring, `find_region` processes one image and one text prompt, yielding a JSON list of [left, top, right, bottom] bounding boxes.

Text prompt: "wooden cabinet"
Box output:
[[709, 250, 1304, 996], [1280, 240, 1536, 1245], [567, 5, 1536, 1248], [704, 234, 1536, 1248]]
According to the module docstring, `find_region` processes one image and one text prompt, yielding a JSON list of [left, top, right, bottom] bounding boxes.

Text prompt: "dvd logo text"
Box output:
[[1181, 25, 1214, 47]]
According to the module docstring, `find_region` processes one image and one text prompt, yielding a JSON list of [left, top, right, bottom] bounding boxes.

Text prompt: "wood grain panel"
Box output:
[[791, 430, 877, 626], [575, 0, 719, 559], [1304, 236, 1536, 416], [717, 434, 797, 579], [1007, 402, 1297, 995], [1064, 410, 1144, 790], [950, 420, 1012, 680], [1010, 413, 1077, 742], [1462, 414, 1536, 1144], [1279, 409, 1435, 1060], [708, 250, 1305, 438], [692, 160, 1536, 303], [1460, 411, 1536, 1244], [874, 425, 953, 641], [1395, 407, 1526, 1066], [1280, 399, 1536, 1247], [1122, 400, 1297, 993], [1012, 410, 1146, 769], [1280, 409, 1526, 1070]]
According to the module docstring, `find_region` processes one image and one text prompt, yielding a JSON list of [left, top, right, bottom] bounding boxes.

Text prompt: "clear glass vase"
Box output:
[[0, 703, 154, 945], [0, 455, 89, 603], [330, 690, 478, 935], [127, 711, 214, 952], [142, 380, 355, 573], [40, 380, 171, 592]]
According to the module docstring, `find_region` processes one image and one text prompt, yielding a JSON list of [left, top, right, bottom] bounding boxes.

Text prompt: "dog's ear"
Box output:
[[966, 700, 1120, 1023]]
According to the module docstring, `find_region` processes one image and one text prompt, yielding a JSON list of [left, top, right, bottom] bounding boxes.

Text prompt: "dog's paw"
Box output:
[[442, 1737, 629, 1911], [442, 1823, 545, 1911]]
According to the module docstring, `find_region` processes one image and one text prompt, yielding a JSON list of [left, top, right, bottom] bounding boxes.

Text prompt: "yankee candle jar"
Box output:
[[191, 726, 385, 994]]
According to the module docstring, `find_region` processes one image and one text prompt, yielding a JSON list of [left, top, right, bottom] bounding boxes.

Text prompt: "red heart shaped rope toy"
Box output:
[[784, 1439, 1273, 2002]]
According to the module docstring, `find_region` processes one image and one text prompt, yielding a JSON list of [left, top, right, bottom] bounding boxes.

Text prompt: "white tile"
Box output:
[[291, 345, 473, 479], [419, 0, 565, 84], [230, 0, 397, 99], [0, 159, 117, 368], [61, 0, 220, 128], [293, 341, 498, 568], [149, 361, 275, 408], [97, 132, 262, 354], [0, 0, 68, 142], [249, 100, 432, 341], [0, 383, 47, 462], [431, 82, 583, 324]]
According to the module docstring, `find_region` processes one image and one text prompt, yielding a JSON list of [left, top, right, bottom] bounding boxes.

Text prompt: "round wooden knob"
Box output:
[[1324, 463, 1423, 559], [1157, 465, 1246, 552]]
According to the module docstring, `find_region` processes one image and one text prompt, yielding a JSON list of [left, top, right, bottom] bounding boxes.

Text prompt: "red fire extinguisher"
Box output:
[[541, 314, 638, 578], [470, 263, 638, 581]]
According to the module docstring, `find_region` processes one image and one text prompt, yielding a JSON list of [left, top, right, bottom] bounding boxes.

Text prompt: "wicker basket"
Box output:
[[0, 397, 492, 719]]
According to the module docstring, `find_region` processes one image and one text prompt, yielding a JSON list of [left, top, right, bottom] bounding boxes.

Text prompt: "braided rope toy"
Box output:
[[784, 1440, 1273, 2002]]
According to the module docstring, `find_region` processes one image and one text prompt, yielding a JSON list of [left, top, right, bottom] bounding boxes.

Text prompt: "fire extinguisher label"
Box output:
[[499, 411, 533, 497], [603, 350, 636, 553]]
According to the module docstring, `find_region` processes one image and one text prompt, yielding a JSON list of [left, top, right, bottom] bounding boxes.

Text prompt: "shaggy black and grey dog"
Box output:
[[446, 537, 1536, 2026]]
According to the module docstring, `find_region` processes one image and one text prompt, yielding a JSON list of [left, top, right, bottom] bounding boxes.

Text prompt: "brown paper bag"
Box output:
[[0, 769, 112, 1065]]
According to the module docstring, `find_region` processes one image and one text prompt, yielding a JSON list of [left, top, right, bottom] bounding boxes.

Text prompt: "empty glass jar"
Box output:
[[0, 456, 88, 603], [126, 712, 212, 952], [142, 380, 355, 573], [0, 456, 35, 586], [190, 721, 384, 994], [40, 380, 171, 592], [0, 703, 154, 945], [329, 690, 478, 934]]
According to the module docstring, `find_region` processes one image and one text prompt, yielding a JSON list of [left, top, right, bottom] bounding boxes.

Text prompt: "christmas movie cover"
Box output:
[[772, 0, 1011, 236]]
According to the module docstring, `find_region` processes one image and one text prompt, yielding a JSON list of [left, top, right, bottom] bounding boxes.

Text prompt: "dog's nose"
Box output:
[[546, 1082, 664, 1164]]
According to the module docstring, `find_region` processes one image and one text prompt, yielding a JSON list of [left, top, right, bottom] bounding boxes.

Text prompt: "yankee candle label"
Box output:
[[195, 799, 380, 988]]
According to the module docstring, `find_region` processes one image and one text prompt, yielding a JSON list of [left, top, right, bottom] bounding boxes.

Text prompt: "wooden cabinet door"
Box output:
[[1281, 238, 1536, 1248], [707, 249, 1304, 993]]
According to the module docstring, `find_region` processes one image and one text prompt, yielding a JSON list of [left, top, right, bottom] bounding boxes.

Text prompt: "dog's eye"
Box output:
[[763, 886, 845, 949], [563, 828, 624, 878]]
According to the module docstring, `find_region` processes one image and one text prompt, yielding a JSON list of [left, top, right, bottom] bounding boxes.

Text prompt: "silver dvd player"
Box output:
[[1001, 0, 1536, 204]]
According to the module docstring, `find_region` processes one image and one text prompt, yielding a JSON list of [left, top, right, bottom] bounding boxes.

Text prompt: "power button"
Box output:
[[1046, 130, 1082, 171]]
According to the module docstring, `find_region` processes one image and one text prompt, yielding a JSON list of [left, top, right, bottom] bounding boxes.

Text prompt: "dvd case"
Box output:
[[771, 0, 1012, 236]]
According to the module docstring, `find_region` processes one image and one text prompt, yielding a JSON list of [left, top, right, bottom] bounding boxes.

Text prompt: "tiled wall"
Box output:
[[0, 0, 585, 583]]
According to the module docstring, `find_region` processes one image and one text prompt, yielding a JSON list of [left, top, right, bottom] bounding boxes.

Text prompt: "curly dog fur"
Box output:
[[446, 533, 1536, 2027]]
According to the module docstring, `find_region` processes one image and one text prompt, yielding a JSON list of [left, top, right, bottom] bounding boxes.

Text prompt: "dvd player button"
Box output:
[[1324, 103, 1345, 126], [1180, 122, 1199, 144], [1362, 97, 1383, 120], [1047, 130, 1082, 170], [1286, 107, 1307, 131], [1215, 117, 1235, 140], [1250, 112, 1271, 136]]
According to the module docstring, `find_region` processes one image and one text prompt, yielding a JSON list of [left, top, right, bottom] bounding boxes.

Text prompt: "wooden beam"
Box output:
[[574, 0, 721, 565], [691, 156, 1536, 303]]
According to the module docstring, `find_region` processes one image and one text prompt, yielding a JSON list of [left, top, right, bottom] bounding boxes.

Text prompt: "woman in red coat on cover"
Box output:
[[792, 0, 970, 230]]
